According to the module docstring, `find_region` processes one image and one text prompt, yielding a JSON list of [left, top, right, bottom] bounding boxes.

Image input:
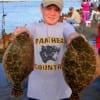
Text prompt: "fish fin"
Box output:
[[11, 83, 23, 97]]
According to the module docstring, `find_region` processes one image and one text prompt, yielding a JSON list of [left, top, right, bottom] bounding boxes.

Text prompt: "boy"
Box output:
[[14, 0, 79, 100]]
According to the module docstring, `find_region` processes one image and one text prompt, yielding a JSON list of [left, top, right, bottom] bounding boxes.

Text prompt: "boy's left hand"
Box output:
[[67, 33, 79, 45]]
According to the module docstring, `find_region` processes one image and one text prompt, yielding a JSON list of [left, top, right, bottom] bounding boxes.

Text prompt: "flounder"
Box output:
[[2, 31, 34, 97], [62, 35, 96, 100]]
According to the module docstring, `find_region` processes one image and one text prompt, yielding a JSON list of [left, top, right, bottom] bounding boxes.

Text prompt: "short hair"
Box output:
[[69, 7, 74, 11], [97, 5, 100, 12]]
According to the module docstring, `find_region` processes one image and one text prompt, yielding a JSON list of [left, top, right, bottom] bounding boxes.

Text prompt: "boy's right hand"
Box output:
[[13, 27, 27, 36]]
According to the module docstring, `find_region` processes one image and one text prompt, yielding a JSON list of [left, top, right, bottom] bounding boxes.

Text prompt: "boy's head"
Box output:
[[41, 0, 64, 10], [69, 7, 74, 13], [41, 0, 64, 25]]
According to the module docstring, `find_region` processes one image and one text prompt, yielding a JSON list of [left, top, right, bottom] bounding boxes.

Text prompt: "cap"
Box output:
[[41, 0, 64, 10]]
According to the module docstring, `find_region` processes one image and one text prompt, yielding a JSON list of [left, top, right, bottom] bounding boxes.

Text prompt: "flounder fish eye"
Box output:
[[71, 36, 88, 51], [16, 32, 30, 45], [16, 32, 29, 40]]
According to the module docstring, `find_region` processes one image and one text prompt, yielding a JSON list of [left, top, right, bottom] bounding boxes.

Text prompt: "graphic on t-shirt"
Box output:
[[40, 45, 60, 63]]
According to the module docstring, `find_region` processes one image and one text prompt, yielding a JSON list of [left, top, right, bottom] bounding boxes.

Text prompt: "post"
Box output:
[[96, 14, 100, 55], [1, 0, 6, 37]]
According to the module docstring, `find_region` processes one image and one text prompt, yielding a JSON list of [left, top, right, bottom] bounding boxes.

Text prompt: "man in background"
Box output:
[[66, 7, 81, 25]]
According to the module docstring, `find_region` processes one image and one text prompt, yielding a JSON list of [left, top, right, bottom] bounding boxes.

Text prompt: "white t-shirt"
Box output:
[[26, 22, 77, 100]]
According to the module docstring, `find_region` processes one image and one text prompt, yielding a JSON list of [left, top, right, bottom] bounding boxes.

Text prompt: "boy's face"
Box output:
[[41, 4, 61, 25]]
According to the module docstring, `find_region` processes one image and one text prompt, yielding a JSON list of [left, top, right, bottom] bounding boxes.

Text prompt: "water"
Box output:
[[0, 0, 81, 35]]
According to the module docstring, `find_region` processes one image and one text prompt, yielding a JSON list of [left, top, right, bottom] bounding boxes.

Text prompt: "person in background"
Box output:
[[14, 0, 79, 100], [66, 7, 81, 25], [89, 5, 100, 22], [81, 0, 91, 23]]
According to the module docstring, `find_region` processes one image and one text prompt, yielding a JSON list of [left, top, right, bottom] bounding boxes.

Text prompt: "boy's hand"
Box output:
[[13, 27, 27, 36]]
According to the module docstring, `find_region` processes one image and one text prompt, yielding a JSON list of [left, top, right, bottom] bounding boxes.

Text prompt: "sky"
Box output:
[[0, 0, 32, 1]]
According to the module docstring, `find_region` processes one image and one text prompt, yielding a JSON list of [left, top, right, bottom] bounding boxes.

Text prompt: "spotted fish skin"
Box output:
[[62, 35, 96, 100], [2, 31, 34, 97]]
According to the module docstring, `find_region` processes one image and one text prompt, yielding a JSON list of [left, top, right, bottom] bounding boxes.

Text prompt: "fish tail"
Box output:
[[69, 94, 80, 100], [11, 83, 23, 97]]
